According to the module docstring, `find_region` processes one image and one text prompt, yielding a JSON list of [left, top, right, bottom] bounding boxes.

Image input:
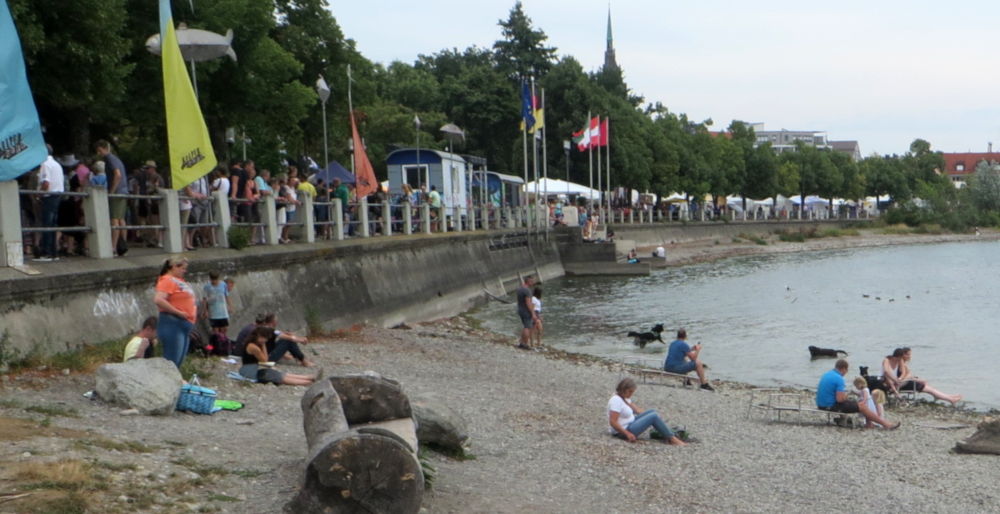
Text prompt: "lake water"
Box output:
[[471, 240, 1000, 410]]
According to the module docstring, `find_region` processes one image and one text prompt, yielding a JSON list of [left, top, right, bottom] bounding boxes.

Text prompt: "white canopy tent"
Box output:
[[524, 178, 602, 202]]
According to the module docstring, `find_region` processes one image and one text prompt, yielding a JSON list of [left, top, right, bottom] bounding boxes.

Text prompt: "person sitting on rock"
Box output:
[[123, 316, 158, 361], [239, 326, 318, 386], [663, 328, 714, 391]]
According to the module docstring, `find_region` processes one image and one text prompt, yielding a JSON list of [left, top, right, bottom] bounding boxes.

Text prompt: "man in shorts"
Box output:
[[816, 359, 899, 429], [515, 275, 537, 350], [96, 140, 128, 254], [664, 328, 714, 391]]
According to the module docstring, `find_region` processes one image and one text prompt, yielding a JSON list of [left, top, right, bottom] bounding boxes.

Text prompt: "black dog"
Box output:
[[627, 323, 665, 349], [808, 345, 848, 359], [859, 366, 888, 393]]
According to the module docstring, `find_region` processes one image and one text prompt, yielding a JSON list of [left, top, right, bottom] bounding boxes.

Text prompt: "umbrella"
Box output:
[[312, 160, 355, 185]]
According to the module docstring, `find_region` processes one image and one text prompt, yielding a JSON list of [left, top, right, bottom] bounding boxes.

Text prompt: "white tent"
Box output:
[[524, 178, 602, 201]]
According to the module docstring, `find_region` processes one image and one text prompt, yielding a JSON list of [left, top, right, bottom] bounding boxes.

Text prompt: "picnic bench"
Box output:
[[745, 387, 852, 426], [619, 358, 703, 388]]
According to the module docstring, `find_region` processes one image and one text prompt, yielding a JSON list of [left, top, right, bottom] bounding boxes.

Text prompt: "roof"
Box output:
[[941, 152, 1000, 176], [830, 140, 859, 151], [386, 148, 467, 166]]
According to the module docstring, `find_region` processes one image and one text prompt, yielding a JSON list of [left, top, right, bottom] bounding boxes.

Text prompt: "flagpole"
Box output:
[[521, 81, 529, 209], [588, 110, 593, 208], [531, 77, 539, 229], [606, 118, 611, 216], [541, 88, 548, 232], [347, 64, 355, 174], [596, 115, 602, 223]]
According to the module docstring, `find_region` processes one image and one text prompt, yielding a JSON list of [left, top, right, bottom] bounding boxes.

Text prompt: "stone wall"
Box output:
[[610, 220, 861, 248], [0, 231, 561, 359]]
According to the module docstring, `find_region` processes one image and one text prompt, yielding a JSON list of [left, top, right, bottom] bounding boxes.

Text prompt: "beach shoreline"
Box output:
[[0, 231, 998, 512]]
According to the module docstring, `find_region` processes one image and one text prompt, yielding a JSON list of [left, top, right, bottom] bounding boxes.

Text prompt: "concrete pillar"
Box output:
[[0, 181, 24, 267], [513, 206, 521, 227], [332, 198, 344, 241], [160, 189, 184, 254], [301, 192, 316, 243], [467, 205, 476, 231], [359, 197, 370, 238], [382, 200, 391, 236], [453, 206, 462, 232], [481, 206, 489, 230], [438, 206, 448, 233], [403, 202, 412, 235], [657, 209, 663, 222], [81, 187, 113, 259], [421, 204, 431, 234], [263, 195, 279, 245], [639, 209, 645, 224], [212, 190, 230, 248], [628, 209, 634, 224]]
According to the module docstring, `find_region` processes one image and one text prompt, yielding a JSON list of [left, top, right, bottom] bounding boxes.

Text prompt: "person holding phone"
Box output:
[[663, 328, 714, 391]]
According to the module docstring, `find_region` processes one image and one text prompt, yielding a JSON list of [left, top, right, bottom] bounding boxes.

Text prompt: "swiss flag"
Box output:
[[589, 116, 601, 147]]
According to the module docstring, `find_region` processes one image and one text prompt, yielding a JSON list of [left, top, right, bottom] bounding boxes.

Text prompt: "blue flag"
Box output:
[[0, 0, 46, 181], [520, 79, 535, 132]]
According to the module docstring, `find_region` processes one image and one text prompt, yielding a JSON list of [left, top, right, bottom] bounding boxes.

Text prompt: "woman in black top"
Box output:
[[239, 326, 317, 386]]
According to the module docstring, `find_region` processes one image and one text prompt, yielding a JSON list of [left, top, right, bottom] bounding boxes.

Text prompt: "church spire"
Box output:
[[603, 5, 619, 73]]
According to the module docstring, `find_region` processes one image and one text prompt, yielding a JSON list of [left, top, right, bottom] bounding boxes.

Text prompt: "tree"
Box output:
[[967, 160, 1000, 212], [493, 1, 556, 79], [744, 144, 778, 201]]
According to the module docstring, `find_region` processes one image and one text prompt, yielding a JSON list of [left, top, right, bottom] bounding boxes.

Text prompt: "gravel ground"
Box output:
[[1, 317, 997, 513]]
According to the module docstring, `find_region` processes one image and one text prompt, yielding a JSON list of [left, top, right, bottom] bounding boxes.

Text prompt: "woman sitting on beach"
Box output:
[[240, 326, 318, 386], [882, 347, 962, 405], [607, 378, 686, 446]]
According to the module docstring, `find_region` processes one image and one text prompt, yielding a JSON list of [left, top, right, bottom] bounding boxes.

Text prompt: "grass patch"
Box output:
[[16, 460, 95, 492], [171, 456, 228, 477], [777, 230, 807, 242], [817, 228, 860, 238], [179, 356, 214, 383], [93, 460, 138, 472], [24, 404, 79, 418], [163, 440, 187, 447], [880, 224, 913, 235], [737, 233, 768, 245], [73, 438, 155, 454], [20, 492, 89, 514], [6, 338, 127, 374], [232, 469, 267, 479], [227, 225, 251, 250], [207, 494, 242, 503]]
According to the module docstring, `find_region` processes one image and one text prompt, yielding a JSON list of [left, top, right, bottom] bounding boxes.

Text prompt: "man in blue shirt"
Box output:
[[817, 359, 899, 429], [664, 328, 714, 391]]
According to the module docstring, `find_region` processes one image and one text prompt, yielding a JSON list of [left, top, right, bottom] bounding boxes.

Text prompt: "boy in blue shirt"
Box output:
[[202, 272, 233, 354]]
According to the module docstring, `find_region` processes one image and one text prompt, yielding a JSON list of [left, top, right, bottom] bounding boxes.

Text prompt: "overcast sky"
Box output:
[[330, 1, 1000, 156]]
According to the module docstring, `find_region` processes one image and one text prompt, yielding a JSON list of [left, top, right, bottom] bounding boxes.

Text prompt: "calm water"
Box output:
[[472, 241, 1000, 409]]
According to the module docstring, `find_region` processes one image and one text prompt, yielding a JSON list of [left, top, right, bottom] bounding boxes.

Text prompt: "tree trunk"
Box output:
[[288, 375, 423, 514]]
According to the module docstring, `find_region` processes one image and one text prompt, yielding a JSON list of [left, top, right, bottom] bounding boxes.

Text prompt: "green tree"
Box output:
[[493, 1, 557, 79]]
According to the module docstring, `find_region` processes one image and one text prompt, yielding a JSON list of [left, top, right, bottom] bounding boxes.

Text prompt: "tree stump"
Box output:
[[288, 374, 424, 513]]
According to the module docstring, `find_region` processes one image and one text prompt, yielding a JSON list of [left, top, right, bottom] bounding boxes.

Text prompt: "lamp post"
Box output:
[[563, 140, 570, 182], [316, 75, 331, 169]]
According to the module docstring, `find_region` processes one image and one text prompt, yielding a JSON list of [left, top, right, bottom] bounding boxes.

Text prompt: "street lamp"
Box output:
[[563, 140, 570, 182]]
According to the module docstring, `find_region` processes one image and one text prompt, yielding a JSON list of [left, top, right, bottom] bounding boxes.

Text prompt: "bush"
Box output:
[[227, 225, 251, 250]]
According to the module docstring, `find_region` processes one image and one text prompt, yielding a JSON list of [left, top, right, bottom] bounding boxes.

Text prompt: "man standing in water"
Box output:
[[516, 275, 538, 350]]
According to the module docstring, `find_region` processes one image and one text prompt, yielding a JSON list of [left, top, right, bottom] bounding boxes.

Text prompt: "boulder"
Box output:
[[955, 417, 1000, 455], [95, 358, 182, 415], [410, 392, 469, 452]]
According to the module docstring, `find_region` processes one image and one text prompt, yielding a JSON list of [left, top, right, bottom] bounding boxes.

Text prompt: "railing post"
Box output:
[[263, 196, 279, 245], [504, 207, 513, 228], [382, 200, 392, 236], [359, 197, 370, 238], [628, 209, 634, 224], [513, 206, 521, 227], [421, 204, 431, 234], [333, 198, 344, 241], [0, 181, 24, 266], [160, 189, 184, 254], [467, 205, 476, 231], [481, 206, 489, 230], [453, 206, 463, 232], [403, 202, 412, 235], [438, 206, 448, 233], [80, 187, 113, 259], [301, 192, 316, 243], [213, 190, 230, 248]]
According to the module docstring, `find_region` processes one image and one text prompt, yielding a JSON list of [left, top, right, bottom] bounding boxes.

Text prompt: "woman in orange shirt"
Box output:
[[153, 257, 197, 368]]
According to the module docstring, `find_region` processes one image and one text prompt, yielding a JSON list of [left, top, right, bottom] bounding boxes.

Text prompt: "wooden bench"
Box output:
[[746, 388, 849, 426], [619, 358, 702, 389]]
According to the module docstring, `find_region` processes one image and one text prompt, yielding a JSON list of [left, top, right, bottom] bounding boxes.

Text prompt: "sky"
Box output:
[[330, 1, 1000, 156]]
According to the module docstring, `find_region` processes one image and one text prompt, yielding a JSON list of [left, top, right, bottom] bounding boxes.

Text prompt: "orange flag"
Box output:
[[351, 112, 377, 198]]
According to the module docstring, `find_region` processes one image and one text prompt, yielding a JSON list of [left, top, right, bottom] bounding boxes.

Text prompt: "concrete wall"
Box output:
[[0, 231, 561, 359], [610, 220, 861, 248]]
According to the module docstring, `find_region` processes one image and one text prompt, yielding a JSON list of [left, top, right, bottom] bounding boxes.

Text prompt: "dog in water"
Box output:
[[808, 345, 848, 359], [627, 323, 665, 349]]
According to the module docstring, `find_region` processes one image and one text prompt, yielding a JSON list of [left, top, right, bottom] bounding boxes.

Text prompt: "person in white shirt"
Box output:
[[607, 378, 686, 445], [36, 145, 65, 261], [531, 287, 543, 347]]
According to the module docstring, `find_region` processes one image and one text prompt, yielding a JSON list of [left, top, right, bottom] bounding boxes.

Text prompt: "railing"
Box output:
[[0, 178, 878, 266]]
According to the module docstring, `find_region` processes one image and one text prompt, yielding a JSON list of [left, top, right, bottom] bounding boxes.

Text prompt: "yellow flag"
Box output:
[[159, 0, 216, 190]]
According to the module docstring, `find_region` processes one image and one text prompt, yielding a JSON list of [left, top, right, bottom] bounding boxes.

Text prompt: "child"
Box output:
[[531, 287, 543, 347], [89, 160, 108, 189], [202, 272, 233, 355], [853, 376, 886, 428], [123, 316, 157, 361]]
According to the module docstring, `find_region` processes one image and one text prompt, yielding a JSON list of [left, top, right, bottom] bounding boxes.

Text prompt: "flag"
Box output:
[[589, 116, 601, 147], [519, 79, 535, 132], [0, 0, 46, 181], [159, 0, 216, 190], [599, 117, 609, 146], [572, 128, 589, 152], [531, 90, 544, 135], [351, 112, 377, 198]]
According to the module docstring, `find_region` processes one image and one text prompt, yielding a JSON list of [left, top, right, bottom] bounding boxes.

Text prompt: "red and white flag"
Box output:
[[599, 118, 609, 147]]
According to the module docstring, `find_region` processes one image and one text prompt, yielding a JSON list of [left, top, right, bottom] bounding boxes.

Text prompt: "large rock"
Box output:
[[95, 358, 182, 415], [410, 392, 469, 452], [955, 417, 1000, 455]]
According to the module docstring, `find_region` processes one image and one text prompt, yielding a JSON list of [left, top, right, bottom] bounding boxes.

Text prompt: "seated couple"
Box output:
[[817, 359, 899, 430], [235, 313, 316, 367], [239, 326, 318, 386], [663, 329, 714, 392], [607, 378, 686, 446]]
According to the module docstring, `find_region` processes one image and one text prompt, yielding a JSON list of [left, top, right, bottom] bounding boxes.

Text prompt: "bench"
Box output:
[[619, 358, 702, 389], [746, 388, 852, 426]]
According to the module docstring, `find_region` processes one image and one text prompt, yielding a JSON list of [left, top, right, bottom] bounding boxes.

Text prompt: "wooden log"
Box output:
[[325, 374, 412, 425], [300, 378, 351, 449]]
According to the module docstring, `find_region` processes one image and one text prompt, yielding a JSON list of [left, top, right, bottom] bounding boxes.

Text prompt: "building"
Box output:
[[604, 8, 619, 75], [830, 140, 861, 161], [386, 148, 468, 208], [751, 123, 830, 154], [941, 152, 1000, 188]]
